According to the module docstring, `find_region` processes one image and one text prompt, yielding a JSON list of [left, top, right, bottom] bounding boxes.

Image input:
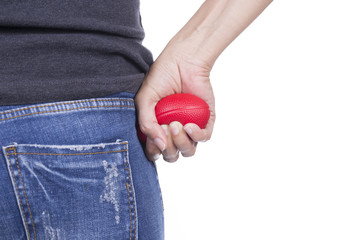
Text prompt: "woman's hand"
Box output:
[[135, 43, 216, 162], [135, 0, 272, 162]]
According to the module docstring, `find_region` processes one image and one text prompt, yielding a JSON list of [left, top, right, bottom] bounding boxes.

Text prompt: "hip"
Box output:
[[0, 92, 164, 240]]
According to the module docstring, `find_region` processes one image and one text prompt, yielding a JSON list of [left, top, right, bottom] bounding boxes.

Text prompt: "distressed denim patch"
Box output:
[[2, 140, 137, 239]]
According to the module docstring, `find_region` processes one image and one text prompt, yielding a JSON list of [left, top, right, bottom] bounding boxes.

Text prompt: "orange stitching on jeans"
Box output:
[[0, 98, 134, 116], [0, 105, 135, 122], [5, 148, 31, 239], [126, 182, 132, 240], [6, 150, 127, 156], [14, 147, 37, 240], [4, 142, 126, 154]]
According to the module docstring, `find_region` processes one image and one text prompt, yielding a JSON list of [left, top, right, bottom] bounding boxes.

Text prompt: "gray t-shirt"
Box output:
[[0, 0, 153, 106]]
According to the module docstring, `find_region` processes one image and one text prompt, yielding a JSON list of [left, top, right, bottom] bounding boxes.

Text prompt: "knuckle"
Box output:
[[181, 151, 195, 158], [164, 155, 179, 163], [201, 132, 211, 142], [201, 137, 210, 142], [180, 147, 196, 157], [150, 153, 161, 161], [139, 123, 152, 134], [163, 151, 179, 162]]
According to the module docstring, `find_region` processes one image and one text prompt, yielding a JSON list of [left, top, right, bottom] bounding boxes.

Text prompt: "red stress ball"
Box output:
[[155, 93, 210, 128], [137, 93, 210, 142]]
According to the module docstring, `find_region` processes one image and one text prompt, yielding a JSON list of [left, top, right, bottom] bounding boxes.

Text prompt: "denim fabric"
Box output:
[[0, 92, 164, 240]]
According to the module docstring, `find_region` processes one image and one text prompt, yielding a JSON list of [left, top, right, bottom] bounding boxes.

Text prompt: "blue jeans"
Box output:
[[0, 92, 164, 240]]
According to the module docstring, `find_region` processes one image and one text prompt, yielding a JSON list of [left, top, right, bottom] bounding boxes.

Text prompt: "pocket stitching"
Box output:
[[4, 140, 136, 239], [5, 146, 37, 240], [0, 98, 134, 116], [15, 149, 127, 156], [0, 104, 135, 122]]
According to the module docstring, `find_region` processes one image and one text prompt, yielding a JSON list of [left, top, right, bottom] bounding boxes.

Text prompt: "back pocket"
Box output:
[[2, 139, 137, 240]]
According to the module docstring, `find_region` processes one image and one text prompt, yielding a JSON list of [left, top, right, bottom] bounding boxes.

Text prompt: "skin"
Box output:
[[135, 0, 273, 162]]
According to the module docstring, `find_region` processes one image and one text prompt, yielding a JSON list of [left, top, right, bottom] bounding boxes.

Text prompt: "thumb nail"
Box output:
[[184, 126, 192, 135], [154, 138, 166, 151]]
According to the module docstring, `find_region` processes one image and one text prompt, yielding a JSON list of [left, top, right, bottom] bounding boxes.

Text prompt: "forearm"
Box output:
[[136, 0, 272, 157], [167, 0, 273, 68]]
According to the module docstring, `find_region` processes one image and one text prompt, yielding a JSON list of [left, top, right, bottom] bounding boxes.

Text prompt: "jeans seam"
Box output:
[[6, 150, 127, 156], [126, 183, 133, 240], [0, 98, 134, 116], [14, 147, 37, 240], [124, 149, 137, 240], [5, 147, 36, 240], [0, 105, 135, 122]]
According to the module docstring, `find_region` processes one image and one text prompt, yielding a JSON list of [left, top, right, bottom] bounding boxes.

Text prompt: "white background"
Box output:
[[140, 1, 360, 239]]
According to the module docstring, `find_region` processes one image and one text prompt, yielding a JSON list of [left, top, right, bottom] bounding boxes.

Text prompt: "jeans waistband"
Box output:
[[0, 92, 136, 124]]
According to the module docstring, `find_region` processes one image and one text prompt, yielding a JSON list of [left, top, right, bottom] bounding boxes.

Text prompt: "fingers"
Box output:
[[145, 138, 162, 161], [161, 125, 180, 163], [169, 122, 197, 157], [183, 107, 215, 143], [135, 85, 167, 152], [183, 123, 212, 142], [145, 122, 198, 163], [141, 116, 215, 162]]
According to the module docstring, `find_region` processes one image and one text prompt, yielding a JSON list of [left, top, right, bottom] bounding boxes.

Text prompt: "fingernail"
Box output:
[[161, 125, 168, 136], [184, 126, 192, 135], [152, 153, 161, 161], [154, 137, 166, 151], [170, 124, 179, 136]]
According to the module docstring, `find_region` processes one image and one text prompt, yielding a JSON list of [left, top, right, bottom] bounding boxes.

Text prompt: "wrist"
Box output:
[[164, 0, 272, 69], [166, 0, 227, 69]]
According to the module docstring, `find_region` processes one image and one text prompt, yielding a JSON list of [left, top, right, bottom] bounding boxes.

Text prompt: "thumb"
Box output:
[[135, 84, 167, 152]]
